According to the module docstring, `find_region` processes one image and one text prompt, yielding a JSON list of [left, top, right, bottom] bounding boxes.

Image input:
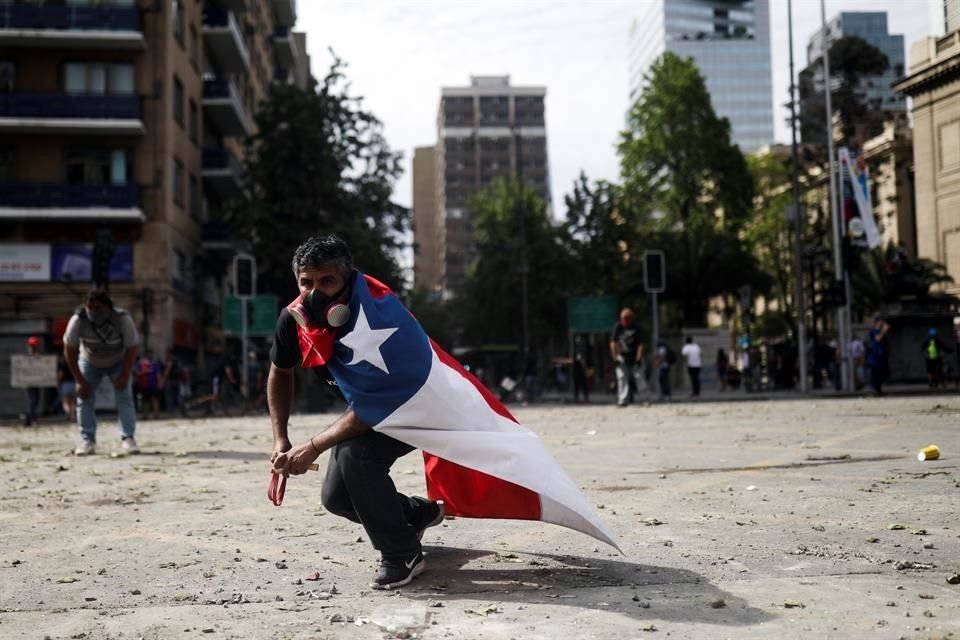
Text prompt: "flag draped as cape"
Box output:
[[290, 272, 619, 551]]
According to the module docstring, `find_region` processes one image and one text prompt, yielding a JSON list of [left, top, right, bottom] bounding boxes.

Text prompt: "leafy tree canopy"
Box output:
[[226, 55, 408, 299]]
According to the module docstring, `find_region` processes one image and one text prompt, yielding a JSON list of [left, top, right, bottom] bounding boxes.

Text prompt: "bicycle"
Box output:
[[180, 379, 245, 418]]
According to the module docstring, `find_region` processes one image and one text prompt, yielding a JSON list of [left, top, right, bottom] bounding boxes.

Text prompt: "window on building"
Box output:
[[173, 157, 184, 207], [189, 24, 198, 68], [0, 62, 13, 92], [172, 0, 184, 46], [64, 63, 134, 95], [189, 99, 198, 144], [65, 149, 130, 186], [189, 173, 201, 220], [0, 149, 12, 181], [173, 76, 184, 127]]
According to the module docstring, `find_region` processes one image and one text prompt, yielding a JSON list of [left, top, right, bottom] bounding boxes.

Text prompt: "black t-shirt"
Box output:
[[270, 308, 340, 392], [611, 322, 641, 358]]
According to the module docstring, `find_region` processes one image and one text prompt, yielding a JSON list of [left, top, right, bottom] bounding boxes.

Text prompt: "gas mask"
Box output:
[[302, 284, 351, 329]]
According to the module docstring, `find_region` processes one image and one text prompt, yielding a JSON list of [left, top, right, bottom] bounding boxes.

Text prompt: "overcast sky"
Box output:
[[301, 1, 933, 217]]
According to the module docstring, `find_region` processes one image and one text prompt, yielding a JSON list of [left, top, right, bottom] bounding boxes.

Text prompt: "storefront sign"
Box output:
[[0, 244, 50, 281]]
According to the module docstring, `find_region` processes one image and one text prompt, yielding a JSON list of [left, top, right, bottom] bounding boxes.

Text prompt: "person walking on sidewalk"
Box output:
[[609, 308, 646, 407], [920, 328, 951, 389], [681, 336, 702, 397], [865, 317, 891, 396], [63, 289, 140, 456]]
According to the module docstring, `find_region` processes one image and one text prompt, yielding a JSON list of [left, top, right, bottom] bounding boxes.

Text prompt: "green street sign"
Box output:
[[566, 295, 617, 333], [223, 294, 278, 337]]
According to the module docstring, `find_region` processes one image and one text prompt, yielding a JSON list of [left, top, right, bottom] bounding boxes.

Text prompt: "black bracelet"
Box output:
[[309, 438, 321, 455]]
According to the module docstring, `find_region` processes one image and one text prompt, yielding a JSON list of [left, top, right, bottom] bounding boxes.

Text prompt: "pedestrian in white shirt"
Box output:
[[681, 336, 703, 397]]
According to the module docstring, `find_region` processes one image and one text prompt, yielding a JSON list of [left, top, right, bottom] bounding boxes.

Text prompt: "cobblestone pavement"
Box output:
[[1, 396, 958, 639]]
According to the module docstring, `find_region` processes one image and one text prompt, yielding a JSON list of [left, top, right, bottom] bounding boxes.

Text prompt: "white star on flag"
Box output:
[[339, 305, 398, 374]]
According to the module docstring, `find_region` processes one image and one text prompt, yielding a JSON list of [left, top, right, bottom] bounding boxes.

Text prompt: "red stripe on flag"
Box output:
[[423, 453, 541, 520], [363, 274, 393, 299], [429, 338, 517, 424]]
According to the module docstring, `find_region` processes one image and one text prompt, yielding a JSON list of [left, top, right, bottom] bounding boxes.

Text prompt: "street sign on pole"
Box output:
[[223, 295, 277, 336], [566, 296, 617, 333]]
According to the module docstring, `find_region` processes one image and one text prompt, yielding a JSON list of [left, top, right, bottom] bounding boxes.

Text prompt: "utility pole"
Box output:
[[821, 0, 849, 392], [788, 0, 809, 392]]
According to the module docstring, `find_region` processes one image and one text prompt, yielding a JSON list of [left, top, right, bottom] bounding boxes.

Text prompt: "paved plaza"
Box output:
[[1, 396, 958, 639]]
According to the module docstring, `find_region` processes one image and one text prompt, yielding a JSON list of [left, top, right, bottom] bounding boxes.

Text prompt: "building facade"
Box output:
[[411, 145, 440, 293], [799, 12, 906, 145], [894, 30, 960, 296], [861, 116, 916, 257], [627, 0, 773, 152], [0, 0, 310, 408], [414, 76, 549, 296]]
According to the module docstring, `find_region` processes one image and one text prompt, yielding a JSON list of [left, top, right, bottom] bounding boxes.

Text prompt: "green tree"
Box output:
[[226, 56, 408, 298], [619, 52, 759, 325], [559, 173, 642, 299], [853, 244, 955, 313], [459, 178, 567, 350]]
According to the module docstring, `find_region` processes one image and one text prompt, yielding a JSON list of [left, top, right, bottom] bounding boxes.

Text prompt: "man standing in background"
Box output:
[[23, 336, 43, 426], [63, 289, 140, 456], [609, 308, 646, 407], [681, 336, 702, 397]]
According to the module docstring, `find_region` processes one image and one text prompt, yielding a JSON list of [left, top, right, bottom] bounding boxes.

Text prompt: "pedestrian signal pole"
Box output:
[[233, 253, 256, 399], [643, 251, 666, 352]]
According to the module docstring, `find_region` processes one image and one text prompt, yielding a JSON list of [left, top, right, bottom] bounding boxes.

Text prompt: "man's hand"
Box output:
[[272, 440, 320, 477], [77, 380, 91, 400], [271, 437, 292, 465]]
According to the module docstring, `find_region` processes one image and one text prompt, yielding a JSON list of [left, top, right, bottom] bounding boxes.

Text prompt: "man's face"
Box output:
[[86, 300, 109, 322], [297, 265, 345, 301]]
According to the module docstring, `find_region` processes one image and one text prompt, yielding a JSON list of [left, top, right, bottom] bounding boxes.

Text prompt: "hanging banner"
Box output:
[[838, 147, 880, 249]]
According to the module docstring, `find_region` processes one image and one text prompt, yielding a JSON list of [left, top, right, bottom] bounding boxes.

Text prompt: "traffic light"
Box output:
[[643, 250, 665, 293], [233, 253, 256, 298]]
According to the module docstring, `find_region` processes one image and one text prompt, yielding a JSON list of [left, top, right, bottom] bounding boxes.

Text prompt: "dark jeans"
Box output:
[[24, 388, 40, 425], [658, 367, 671, 399], [321, 430, 430, 558], [688, 367, 701, 396]]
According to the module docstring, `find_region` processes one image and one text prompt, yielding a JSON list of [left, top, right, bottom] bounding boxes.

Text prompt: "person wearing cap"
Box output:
[[920, 328, 952, 390], [63, 288, 140, 455], [23, 336, 43, 426], [609, 308, 647, 407]]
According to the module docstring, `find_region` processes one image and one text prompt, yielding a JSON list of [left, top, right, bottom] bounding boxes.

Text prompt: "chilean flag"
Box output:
[[294, 272, 619, 551]]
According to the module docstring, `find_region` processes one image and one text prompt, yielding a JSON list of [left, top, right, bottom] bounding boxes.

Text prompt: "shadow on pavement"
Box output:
[[639, 453, 905, 476], [411, 546, 774, 627], [137, 450, 266, 462]]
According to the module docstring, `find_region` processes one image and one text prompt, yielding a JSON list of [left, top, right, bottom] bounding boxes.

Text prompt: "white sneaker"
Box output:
[[74, 440, 96, 456], [121, 437, 140, 454]]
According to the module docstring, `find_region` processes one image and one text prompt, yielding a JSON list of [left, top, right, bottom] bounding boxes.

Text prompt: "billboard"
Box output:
[[50, 244, 133, 282]]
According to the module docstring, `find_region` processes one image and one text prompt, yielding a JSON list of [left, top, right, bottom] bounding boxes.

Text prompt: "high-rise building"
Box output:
[[411, 146, 440, 293], [0, 0, 311, 407], [932, 0, 960, 35], [894, 31, 960, 297], [627, 0, 774, 152], [414, 76, 549, 296], [799, 12, 905, 144]]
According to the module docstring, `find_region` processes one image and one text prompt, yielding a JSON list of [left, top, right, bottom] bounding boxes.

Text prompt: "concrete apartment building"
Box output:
[[799, 12, 906, 145], [894, 27, 960, 297], [413, 75, 549, 297], [0, 0, 310, 405], [627, 0, 774, 152]]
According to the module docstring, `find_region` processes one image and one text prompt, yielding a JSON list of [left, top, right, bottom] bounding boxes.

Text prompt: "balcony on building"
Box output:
[[0, 93, 143, 135], [272, 25, 298, 69], [0, 2, 144, 50], [0, 183, 143, 221], [202, 77, 253, 137], [202, 146, 243, 196], [201, 5, 249, 73], [272, 0, 295, 27], [201, 219, 238, 252]]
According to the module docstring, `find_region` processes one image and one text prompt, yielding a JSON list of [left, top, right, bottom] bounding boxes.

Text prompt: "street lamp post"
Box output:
[[788, 0, 809, 392]]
